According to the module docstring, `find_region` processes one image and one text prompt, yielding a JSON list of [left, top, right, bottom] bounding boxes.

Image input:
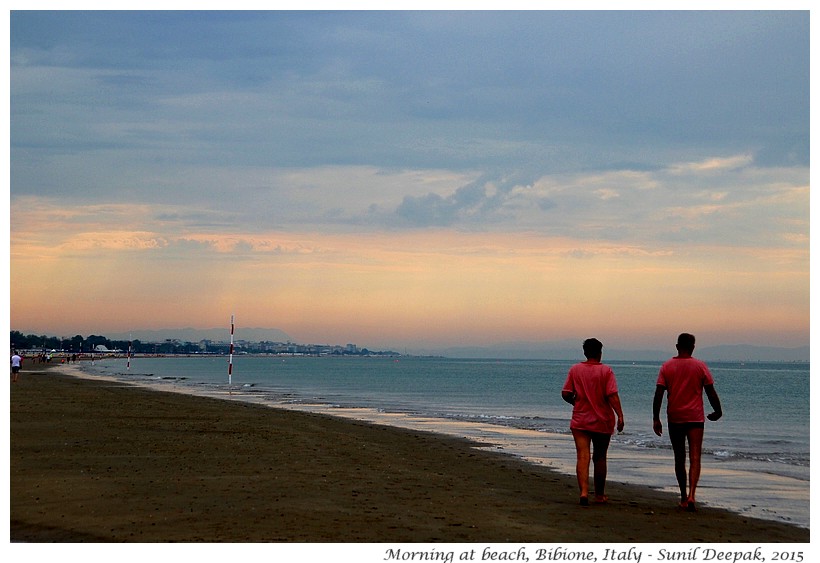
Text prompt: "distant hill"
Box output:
[[697, 344, 809, 362], [419, 341, 809, 362], [427, 344, 664, 361], [107, 327, 291, 344]]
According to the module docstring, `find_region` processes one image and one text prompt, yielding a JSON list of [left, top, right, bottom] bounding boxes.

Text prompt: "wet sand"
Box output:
[[10, 366, 809, 542]]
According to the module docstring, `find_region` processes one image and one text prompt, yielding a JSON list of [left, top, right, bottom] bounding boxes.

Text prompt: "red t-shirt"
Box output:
[[562, 361, 619, 434], [656, 357, 715, 424]]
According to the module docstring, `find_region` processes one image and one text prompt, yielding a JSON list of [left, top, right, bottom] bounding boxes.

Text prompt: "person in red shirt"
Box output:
[[562, 338, 625, 506], [653, 333, 723, 512]]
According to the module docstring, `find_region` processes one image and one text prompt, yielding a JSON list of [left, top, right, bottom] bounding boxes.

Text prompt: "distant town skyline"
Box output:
[[10, 11, 809, 352], [10, 326, 809, 363]]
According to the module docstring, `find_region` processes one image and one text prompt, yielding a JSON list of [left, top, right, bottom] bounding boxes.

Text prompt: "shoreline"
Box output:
[[10, 366, 809, 543]]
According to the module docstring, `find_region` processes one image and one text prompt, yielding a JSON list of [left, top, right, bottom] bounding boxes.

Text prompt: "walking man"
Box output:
[[653, 333, 722, 512], [562, 338, 625, 505]]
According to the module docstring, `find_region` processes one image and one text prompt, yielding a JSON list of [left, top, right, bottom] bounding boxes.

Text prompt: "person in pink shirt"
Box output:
[[562, 338, 625, 506], [653, 333, 723, 512]]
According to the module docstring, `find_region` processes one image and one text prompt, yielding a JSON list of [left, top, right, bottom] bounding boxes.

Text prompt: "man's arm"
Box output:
[[652, 385, 665, 436], [561, 390, 576, 405], [705, 384, 722, 421], [607, 392, 625, 432]]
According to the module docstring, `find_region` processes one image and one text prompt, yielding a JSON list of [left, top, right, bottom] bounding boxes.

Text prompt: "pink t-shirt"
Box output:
[[656, 357, 715, 424], [562, 361, 619, 434]]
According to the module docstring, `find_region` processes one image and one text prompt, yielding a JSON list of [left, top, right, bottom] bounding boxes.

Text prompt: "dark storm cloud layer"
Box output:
[[10, 10, 809, 236]]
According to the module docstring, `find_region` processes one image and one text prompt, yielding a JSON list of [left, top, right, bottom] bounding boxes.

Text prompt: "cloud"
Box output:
[[10, 12, 809, 182], [384, 155, 808, 250], [12, 146, 808, 254], [9, 11, 809, 347], [394, 178, 498, 227], [59, 232, 168, 253], [669, 154, 754, 174]]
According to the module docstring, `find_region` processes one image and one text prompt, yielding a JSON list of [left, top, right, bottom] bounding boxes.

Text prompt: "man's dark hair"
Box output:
[[582, 338, 603, 359], [676, 333, 696, 352]]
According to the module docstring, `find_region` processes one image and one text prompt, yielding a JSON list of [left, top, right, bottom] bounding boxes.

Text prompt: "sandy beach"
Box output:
[[10, 365, 809, 543]]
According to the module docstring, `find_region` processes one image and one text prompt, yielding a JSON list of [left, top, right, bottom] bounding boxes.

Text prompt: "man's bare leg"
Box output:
[[669, 426, 689, 508], [571, 429, 592, 504], [686, 426, 705, 510]]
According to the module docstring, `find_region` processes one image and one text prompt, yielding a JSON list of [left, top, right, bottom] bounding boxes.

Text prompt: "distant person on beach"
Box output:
[[11, 352, 22, 383], [653, 333, 723, 512], [562, 338, 625, 506]]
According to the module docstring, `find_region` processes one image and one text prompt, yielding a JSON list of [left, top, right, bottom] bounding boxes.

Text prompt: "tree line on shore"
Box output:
[[9, 331, 198, 354], [10, 330, 399, 357]]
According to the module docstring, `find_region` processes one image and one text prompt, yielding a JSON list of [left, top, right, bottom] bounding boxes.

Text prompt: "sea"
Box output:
[[75, 355, 810, 529]]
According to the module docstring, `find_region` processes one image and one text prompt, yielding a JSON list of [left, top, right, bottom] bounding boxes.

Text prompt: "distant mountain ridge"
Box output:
[[107, 327, 291, 344], [696, 344, 809, 362], [419, 342, 809, 362]]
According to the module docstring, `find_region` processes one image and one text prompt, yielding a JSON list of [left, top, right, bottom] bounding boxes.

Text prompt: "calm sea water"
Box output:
[[78, 355, 809, 528]]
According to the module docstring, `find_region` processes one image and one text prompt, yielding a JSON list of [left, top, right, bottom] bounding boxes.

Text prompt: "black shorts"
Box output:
[[668, 421, 704, 442], [11, 366, 20, 374]]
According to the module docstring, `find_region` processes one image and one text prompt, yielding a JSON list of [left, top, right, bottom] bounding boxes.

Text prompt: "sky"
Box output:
[[8, 10, 810, 351]]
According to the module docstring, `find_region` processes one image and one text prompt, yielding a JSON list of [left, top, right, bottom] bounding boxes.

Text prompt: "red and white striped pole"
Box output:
[[228, 315, 235, 386], [127, 335, 132, 370]]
